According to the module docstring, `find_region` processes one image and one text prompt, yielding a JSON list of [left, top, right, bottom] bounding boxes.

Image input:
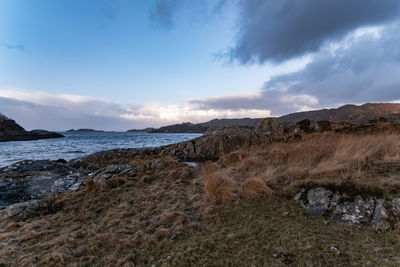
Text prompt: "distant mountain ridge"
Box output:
[[0, 114, 64, 142], [128, 103, 400, 133], [132, 118, 264, 133], [278, 103, 400, 125]]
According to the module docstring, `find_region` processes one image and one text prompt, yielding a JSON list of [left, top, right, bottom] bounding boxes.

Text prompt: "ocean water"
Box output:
[[0, 132, 202, 168]]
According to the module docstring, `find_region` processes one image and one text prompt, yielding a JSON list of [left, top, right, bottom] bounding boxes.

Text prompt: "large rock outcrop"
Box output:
[[0, 114, 64, 142], [255, 118, 284, 138], [161, 126, 258, 161]]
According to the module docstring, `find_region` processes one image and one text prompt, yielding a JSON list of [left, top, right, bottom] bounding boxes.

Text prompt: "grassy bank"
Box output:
[[1, 131, 400, 266]]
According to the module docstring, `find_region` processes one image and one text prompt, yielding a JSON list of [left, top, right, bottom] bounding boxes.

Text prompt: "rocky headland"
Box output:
[[0, 114, 63, 142], [1, 116, 400, 265]]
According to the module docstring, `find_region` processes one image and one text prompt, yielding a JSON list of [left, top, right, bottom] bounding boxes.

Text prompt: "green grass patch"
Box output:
[[154, 198, 400, 266]]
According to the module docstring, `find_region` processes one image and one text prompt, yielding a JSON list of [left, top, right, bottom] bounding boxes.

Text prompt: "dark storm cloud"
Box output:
[[193, 23, 400, 115], [230, 0, 400, 63]]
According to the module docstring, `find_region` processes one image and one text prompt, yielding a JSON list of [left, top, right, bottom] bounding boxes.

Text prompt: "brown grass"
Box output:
[[2, 131, 400, 266], [203, 172, 234, 203], [240, 178, 273, 199], [212, 132, 400, 193], [84, 179, 102, 192]]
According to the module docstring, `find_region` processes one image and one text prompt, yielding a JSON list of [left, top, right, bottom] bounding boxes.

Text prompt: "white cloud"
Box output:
[[0, 87, 270, 131], [121, 102, 270, 124]]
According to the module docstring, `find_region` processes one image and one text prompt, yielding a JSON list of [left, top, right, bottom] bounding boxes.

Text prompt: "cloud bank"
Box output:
[[194, 24, 400, 115], [189, 1, 400, 115], [230, 0, 400, 63], [148, 0, 400, 116], [0, 88, 270, 131]]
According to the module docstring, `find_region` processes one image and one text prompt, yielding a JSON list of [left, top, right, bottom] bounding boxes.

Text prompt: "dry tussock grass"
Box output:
[[203, 172, 234, 203], [220, 150, 248, 166], [84, 179, 102, 192], [240, 178, 273, 199], [206, 132, 400, 200]]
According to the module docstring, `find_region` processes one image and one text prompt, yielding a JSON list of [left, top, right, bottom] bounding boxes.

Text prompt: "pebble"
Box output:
[[329, 247, 340, 255], [226, 233, 236, 239]]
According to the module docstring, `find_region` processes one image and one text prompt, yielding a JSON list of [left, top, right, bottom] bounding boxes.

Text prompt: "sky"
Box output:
[[1, 0, 400, 131]]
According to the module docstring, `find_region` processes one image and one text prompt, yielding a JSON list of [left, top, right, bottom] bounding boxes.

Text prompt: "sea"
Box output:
[[0, 132, 202, 168]]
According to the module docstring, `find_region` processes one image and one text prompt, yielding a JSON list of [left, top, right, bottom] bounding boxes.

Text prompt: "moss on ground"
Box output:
[[155, 198, 400, 267]]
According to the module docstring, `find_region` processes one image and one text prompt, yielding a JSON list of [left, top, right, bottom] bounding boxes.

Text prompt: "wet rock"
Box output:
[[392, 198, 400, 216], [331, 196, 375, 225], [305, 187, 333, 216], [371, 199, 390, 232], [0, 160, 88, 208]]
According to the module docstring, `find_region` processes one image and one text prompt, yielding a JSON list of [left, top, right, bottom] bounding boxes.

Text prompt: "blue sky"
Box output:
[[1, 0, 293, 104], [1, 0, 400, 130]]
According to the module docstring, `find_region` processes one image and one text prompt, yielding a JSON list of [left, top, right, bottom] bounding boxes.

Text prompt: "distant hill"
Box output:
[[127, 128, 155, 133], [66, 129, 105, 133], [278, 103, 400, 125], [0, 114, 64, 142], [131, 103, 400, 133], [149, 122, 208, 133], [133, 118, 264, 133]]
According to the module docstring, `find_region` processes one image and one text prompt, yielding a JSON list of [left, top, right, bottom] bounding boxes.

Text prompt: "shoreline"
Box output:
[[0, 132, 202, 168]]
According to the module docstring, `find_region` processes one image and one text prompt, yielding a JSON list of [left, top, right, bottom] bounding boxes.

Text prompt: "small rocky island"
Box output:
[[0, 114, 64, 142], [66, 129, 105, 133]]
